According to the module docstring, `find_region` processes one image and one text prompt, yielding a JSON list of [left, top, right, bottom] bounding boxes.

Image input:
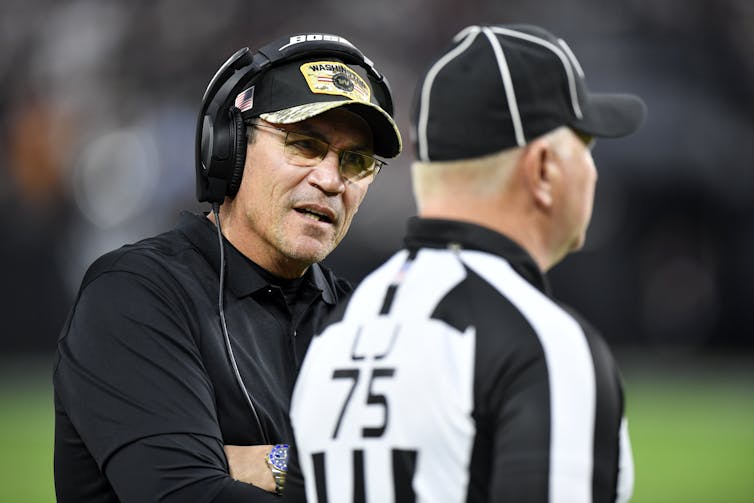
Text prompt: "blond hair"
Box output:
[[411, 147, 521, 211], [411, 127, 581, 211]]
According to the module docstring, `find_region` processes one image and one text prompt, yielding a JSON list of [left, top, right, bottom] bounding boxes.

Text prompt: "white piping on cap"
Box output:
[[453, 25, 480, 43], [558, 38, 585, 79], [489, 26, 583, 119], [482, 26, 525, 147], [417, 26, 481, 162]]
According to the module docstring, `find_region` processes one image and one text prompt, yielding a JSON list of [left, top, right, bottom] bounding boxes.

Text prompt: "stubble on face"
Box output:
[[231, 110, 373, 277]]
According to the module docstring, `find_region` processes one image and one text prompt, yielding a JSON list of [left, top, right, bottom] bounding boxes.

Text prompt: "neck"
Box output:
[[207, 207, 309, 279], [420, 198, 557, 273]]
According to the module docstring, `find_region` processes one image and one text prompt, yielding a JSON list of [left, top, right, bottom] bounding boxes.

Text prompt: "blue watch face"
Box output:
[[269, 444, 289, 471]]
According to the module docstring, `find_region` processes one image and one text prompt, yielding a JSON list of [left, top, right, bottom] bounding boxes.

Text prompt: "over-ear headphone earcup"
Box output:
[[197, 38, 393, 204], [226, 107, 247, 198]]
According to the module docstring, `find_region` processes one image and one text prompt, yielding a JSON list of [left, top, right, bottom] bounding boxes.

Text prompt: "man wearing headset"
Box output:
[[53, 33, 401, 502]]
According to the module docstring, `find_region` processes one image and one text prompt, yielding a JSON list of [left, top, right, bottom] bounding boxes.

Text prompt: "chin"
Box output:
[[288, 242, 334, 266]]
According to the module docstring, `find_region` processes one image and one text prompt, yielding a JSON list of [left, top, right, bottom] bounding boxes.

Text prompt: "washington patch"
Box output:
[[299, 61, 371, 102]]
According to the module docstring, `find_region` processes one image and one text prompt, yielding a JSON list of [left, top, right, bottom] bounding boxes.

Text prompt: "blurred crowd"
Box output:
[[1, 0, 752, 355]]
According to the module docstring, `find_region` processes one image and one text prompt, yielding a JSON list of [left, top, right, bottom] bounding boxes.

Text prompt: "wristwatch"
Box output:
[[265, 443, 289, 495]]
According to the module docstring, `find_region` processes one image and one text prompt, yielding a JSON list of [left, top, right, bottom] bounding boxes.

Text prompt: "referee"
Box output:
[[284, 24, 645, 502]]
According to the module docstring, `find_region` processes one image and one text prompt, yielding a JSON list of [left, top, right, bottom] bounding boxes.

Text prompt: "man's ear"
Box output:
[[520, 138, 555, 210]]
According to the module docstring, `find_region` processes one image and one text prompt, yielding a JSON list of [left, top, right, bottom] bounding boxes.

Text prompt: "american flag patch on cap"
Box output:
[[234, 87, 255, 112]]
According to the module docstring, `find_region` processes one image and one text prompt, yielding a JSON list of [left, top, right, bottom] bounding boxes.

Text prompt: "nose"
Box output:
[[307, 149, 345, 194]]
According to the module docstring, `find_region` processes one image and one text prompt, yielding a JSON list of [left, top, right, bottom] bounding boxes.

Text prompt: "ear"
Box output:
[[520, 138, 557, 210]]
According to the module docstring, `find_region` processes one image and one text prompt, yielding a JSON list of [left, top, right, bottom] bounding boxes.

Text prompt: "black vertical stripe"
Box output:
[[379, 285, 399, 315], [352, 449, 366, 502], [379, 253, 417, 314], [312, 452, 328, 503], [431, 269, 552, 501], [586, 333, 623, 502], [560, 305, 624, 502], [392, 449, 418, 503]]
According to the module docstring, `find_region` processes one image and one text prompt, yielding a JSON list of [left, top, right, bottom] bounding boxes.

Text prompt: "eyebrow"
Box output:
[[289, 124, 373, 154]]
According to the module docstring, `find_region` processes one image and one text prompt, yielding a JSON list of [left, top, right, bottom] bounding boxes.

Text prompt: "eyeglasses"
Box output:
[[250, 123, 386, 183]]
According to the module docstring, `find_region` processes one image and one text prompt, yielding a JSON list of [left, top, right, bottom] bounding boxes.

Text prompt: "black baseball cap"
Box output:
[[236, 57, 402, 158], [411, 24, 646, 161]]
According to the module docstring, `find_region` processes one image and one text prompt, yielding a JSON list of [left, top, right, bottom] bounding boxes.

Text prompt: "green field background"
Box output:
[[1, 351, 752, 502]]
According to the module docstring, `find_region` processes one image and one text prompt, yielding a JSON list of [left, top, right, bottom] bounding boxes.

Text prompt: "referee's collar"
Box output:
[[403, 217, 551, 295], [176, 211, 336, 303]]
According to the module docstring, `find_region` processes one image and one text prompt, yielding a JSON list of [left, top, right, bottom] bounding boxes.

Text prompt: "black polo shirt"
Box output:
[[53, 211, 351, 502]]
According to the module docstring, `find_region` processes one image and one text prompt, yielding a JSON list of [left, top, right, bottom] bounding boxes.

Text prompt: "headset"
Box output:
[[195, 33, 395, 204], [195, 34, 395, 445]]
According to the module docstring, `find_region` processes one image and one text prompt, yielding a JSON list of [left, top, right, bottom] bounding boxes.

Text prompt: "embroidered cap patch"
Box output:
[[299, 61, 371, 102]]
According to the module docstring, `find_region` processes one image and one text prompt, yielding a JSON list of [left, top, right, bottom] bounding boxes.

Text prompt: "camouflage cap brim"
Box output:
[[260, 101, 402, 158]]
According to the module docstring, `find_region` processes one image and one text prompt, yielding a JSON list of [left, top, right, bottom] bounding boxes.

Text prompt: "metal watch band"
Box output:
[[266, 444, 289, 495]]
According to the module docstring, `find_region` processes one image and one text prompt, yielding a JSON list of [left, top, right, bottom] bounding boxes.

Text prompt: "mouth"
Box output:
[[294, 207, 334, 224]]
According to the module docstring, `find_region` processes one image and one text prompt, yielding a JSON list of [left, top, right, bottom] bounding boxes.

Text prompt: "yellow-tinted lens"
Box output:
[[255, 124, 384, 182], [283, 131, 329, 164], [340, 151, 375, 181]]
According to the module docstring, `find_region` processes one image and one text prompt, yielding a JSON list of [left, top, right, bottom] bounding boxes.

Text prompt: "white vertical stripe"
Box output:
[[388, 249, 468, 320], [482, 27, 526, 146], [341, 249, 469, 323], [417, 27, 481, 161], [616, 418, 635, 503], [460, 251, 596, 502], [342, 250, 410, 321], [489, 26, 583, 119]]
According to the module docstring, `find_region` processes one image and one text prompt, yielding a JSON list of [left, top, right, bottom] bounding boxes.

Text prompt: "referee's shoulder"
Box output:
[[557, 302, 604, 340]]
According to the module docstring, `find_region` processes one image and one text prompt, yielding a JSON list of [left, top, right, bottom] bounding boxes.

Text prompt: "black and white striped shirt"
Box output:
[[286, 217, 633, 503]]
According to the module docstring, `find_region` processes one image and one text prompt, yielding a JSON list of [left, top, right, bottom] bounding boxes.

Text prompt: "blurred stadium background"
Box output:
[[1, 0, 752, 501]]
